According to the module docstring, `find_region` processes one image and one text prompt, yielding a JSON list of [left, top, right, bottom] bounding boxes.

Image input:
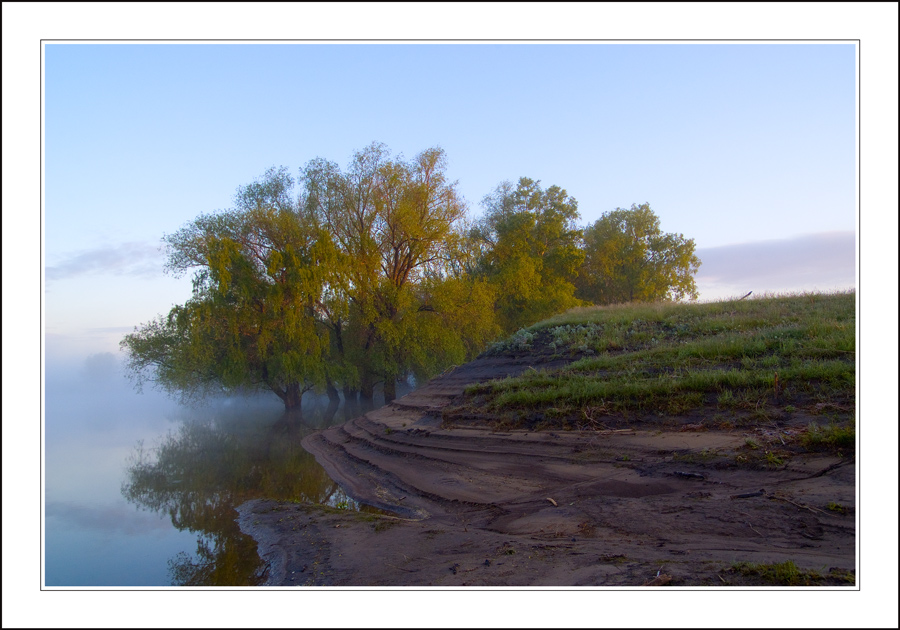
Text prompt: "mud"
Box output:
[[237, 353, 856, 586]]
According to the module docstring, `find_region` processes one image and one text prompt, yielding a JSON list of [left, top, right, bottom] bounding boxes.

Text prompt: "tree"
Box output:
[[577, 203, 701, 304], [473, 177, 585, 333], [123, 146, 500, 411], [301, 143, 496, 401], [121, 167, 336, 411]]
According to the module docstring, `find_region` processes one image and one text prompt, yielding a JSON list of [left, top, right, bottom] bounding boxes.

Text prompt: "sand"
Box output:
[[237, 352, 855, 587]]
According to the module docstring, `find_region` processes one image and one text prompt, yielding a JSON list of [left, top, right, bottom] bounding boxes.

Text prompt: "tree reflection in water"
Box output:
[[122, 396, 375, 586]]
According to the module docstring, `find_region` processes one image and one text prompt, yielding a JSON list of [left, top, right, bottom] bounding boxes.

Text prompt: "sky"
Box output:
[[3, 3, 899, 627], [40, 41, 859, 363]]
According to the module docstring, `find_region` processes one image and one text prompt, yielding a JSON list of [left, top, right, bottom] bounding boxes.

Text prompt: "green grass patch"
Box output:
[[826, 502, 849, 515], [468, 291, 855, 423], [802, 420, 856, 452], [730, 560, 854, 586]]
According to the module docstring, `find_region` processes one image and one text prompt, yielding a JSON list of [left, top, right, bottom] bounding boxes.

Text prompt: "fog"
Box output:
[[42, 352, 195, 585], [44, 351, 287, 437], [41, 349, 370, 586]]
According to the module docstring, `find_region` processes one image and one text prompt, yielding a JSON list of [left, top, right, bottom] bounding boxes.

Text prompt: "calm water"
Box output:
[[43, 356, 400, 587]]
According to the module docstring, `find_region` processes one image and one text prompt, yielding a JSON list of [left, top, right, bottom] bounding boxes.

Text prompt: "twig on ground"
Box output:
[[768, 494, 825, 514], [675, 471, 706, 479], [808, 460, 851, 479], [730, 489, 765, 499]]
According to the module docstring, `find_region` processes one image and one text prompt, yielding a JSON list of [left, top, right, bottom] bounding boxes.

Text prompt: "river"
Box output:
[[43, 355, 400, 587]]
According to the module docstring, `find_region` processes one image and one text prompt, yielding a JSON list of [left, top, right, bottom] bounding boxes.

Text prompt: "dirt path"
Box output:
[[237, 354, 855, 586]]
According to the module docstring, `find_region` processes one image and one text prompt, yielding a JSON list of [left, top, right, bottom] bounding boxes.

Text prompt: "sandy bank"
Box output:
[[238, 352, 855, 586]]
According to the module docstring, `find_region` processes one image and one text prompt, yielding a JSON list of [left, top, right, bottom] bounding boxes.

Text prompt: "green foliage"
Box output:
[[731, 561, 805, 585], [577, 203, 700, 304], [405, 275, 500, 381], [301, 143, 499, 399], [729, 560, 854, 586], [473, 178, 586, 334], [121, 168, 335, 409], [802, 420, 856, 452], [123, 146, 707, 410], [124, 146, 502, 409]]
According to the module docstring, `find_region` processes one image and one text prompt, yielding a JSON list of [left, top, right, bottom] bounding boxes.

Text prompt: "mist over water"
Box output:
[[43, 351, 396, 586]]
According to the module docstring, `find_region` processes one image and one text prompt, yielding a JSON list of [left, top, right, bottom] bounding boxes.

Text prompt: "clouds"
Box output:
[[695, 231, 856, 301], [45, 241, 166, 282]]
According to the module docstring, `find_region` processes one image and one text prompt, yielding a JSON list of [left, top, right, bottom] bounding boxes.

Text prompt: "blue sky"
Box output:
[[41, 42, 858, 362]]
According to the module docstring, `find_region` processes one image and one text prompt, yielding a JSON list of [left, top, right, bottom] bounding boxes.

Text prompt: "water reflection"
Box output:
[[121, 395, 394, 586]]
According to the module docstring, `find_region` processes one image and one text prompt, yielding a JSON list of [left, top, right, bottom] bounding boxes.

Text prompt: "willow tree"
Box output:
[[473, 177, 585, 334], [302, 143, 495, 401], [121, 167, 336, 411], [577, 203, 701, 304]]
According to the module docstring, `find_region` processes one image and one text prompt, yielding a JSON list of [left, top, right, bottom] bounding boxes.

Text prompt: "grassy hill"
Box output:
[[457, 291, 856, 451]]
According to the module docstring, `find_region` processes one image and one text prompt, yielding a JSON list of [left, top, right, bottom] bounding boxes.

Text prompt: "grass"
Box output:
[[465, 291, 855, 427], [802, 420, 856, 451], [729, 560, 855, 586]]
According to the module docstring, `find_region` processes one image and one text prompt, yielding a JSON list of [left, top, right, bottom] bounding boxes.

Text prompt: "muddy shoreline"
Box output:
[[237, 353, 856, 587]]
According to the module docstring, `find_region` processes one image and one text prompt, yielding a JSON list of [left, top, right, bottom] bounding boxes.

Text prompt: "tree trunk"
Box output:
[[322, 398, 340, 425], [342, 385, 358, 403], [383, 375, 396, 404], [280, 382, 303, 412], [359, 371, 375, 401], [325, 377, 340, 403]]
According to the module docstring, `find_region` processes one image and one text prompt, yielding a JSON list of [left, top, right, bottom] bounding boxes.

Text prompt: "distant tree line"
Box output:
[[121, 143, 701, 411]]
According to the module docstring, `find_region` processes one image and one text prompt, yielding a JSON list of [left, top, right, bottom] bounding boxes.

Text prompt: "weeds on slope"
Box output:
[[463, 291, 855, 433]]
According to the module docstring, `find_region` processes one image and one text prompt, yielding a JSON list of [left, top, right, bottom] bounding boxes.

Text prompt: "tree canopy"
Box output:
[[576, 203, 701, 304], [123, 147, 500, 411], [300, 143, 498, 401], [472, 178, 585, 334], [122, 146, 702, 411], [121, 167, 336, 410]]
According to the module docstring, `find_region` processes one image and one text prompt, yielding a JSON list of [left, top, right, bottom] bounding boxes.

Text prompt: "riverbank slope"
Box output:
[[238, 294, 856, 586]]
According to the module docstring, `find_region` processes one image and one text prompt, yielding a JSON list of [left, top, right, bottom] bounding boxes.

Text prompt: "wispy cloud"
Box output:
[[45, 242, 165, 282], [695, 231, 856, 300]]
